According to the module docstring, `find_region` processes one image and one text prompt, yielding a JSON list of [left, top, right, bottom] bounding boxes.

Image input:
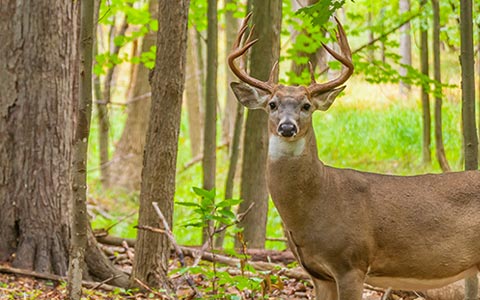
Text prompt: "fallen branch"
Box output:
[[179, 246, 311, 281], [0, 265, 121, 292], [95, 234, 136, 248]]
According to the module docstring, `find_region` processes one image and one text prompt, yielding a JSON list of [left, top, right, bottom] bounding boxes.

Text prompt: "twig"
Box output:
[[381, 287, 392, 300], [133, 278, 168, 300], [213, 202, 255, 235], [89, 275, 121, 291], [0, 265, 121, 292], [179, 142, 229, 173], [352, 11, 422, 55], [150, 202, 202, 298]]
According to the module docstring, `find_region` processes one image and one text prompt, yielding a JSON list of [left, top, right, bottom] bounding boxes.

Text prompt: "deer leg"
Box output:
[[312, 278, 337, 300], [335, 270, 365, 300]]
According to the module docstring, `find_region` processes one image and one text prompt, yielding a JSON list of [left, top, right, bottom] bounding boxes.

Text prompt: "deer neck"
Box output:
[[268, 126, 320, 163]]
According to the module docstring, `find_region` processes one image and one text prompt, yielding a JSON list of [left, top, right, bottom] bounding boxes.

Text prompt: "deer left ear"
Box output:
[[230, 82, 271, 110], [311, 86, 346, 111]]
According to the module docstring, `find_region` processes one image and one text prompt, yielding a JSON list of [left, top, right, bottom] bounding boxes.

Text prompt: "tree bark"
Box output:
[[0, 0, 76, 275], [67, 0, 94, 297], [432, 0, 451, 172], [202, 0, 218, 243], [399, 0, 412, 95], [237, 0, 282, 249], [185, 27, 204, 158], [130, 0, 190, 289], [420, 2, 431, 165], [106, 1, 156, 191], [460, 0, 479, 296]]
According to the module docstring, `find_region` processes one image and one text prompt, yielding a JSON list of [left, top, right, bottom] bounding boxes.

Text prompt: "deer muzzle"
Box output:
[[278, 122, 297, 138]]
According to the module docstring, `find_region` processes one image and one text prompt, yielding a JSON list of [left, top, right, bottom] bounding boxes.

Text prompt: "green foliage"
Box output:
[[297, 0, 348, 27], [177, 187, 242, 231]]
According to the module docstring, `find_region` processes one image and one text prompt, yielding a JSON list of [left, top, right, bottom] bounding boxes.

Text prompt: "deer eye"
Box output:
[[269, 102, 277, 110], [302, 103, 311, 111]]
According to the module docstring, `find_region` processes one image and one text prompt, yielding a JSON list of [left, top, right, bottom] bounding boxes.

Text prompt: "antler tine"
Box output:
[[267, 61, 279, 84], [227, 13, 276, 93], [307, 18, 354, 95]]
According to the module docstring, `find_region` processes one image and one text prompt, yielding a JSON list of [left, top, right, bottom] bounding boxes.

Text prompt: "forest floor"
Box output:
[[0, 239, 394, 300]]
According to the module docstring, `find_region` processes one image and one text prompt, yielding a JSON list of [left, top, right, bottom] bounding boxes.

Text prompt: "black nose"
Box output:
[[278, 123, 297, 137]]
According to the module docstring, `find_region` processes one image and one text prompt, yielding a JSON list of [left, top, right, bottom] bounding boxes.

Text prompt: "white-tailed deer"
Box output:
[[228, 13, 480, 300]]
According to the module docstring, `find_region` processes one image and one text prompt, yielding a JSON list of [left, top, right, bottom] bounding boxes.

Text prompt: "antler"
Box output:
[[307, 17, 354, 95], [227, 12, 277, 93]]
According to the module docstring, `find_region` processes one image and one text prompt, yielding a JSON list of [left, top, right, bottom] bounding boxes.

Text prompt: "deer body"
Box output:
[[228, 14, 480, 299], [268, 123, 480, 297]]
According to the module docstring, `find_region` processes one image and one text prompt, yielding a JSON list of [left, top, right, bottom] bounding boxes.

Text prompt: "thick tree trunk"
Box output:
[[130, 0, 189, 289], [432, 0, 451, 172], [185, 27, 204, 158], [202, 0, 218, 243], [237, 0, 282, 249], [399, 0, 412, 95], [106, 2, 156, 191], [0, 0, 76, 275], [420, 2, 431, 165]]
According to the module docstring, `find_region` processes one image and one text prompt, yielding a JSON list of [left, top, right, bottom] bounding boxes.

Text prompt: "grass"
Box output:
[[86, 75, 467, 250]]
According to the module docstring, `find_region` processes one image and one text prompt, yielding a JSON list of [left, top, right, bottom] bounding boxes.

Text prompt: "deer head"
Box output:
[[228, 12, 354, 141]]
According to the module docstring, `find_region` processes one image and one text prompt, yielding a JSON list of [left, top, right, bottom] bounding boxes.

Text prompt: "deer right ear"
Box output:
[[311, 86, 346, 111], [230, 82, 270, 110]]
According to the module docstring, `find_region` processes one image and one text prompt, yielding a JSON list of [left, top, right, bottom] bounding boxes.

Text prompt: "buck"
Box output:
[[228, 13, 480, 300]]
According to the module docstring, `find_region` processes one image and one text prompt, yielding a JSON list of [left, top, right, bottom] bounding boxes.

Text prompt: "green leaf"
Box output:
[[176, 201, 200, 208], [192, 186, 216, 200]]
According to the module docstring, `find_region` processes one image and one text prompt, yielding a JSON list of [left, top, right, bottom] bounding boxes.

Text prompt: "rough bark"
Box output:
[[185, 27, 204, 158], [432, 0, 451, 172], [0, 0, 76, 275], [105, 1, 156, 191], [237, 0, 282, 249], [420, 3, 431, 165], [130, 0, 189, 289], [202, 0, 218, 243], [67, 0, 94, 297], [399, 0, 412, 95]]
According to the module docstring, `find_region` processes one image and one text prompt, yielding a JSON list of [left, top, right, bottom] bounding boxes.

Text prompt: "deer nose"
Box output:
[[278, 122, 297, 137]]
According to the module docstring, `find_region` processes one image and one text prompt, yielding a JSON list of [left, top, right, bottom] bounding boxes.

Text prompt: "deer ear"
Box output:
[[230, 82, 270, 110], [311, 86, 346, 111]]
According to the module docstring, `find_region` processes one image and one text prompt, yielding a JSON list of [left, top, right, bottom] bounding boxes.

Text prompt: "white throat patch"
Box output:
[[268, 135, 305, 160]]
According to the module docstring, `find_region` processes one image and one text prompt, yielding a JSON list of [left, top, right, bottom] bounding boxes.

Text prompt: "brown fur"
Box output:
[[232, 83, 480, 300]]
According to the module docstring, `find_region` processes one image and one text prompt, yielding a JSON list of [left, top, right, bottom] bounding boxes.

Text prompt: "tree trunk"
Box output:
[[0, 0, 76, 275], [202, 0, 218, 243], [130, 0, 189, 289], [221, 0, 239, 145], [237, 0, 282, 249], [460, 0, 479, 296], [106, 1, 156, 191], [432, 0, 451, 172], [67, 0, 94, 297], [420, 2, 431, 165], [399, 0, 412, 95], [185, 27, 204, 158], [98, 13, 130, 187]]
